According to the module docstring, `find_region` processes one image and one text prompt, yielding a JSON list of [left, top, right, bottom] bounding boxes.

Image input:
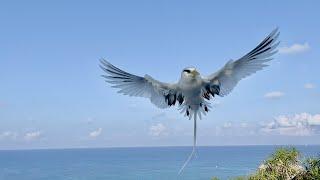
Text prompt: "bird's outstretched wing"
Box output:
[[205, 28, 280, 96], [100, 59, 183, 108]]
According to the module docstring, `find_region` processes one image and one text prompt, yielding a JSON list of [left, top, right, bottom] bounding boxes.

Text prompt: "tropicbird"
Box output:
[[100, 28, 280, 174]]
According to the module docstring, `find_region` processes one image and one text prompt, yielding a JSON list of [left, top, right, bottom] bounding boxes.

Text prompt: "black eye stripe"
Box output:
[[183, 69, 191, 73]]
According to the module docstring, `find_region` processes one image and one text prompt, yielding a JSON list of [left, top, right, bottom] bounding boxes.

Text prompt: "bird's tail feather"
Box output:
[[178, 101, 210, 120], [178, 113, 197, 175]]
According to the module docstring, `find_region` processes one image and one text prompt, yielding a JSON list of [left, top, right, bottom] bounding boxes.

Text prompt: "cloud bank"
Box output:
[[261, 113, 320, 136], [203, 113, 320, 138]]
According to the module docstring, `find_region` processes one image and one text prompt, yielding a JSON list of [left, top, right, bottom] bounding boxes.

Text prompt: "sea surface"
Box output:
[[0, 145, 319, 180]]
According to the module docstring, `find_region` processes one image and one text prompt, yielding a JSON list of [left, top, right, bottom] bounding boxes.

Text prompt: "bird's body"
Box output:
[[178, 70, 205, 114], [100, 28, 280, 174]]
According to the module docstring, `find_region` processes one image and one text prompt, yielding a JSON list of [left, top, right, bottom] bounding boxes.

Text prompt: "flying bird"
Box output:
[[100, 28, 280, 174]]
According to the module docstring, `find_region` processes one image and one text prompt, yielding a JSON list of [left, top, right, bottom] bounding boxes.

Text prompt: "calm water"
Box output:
[[0, 146, 319, 180]]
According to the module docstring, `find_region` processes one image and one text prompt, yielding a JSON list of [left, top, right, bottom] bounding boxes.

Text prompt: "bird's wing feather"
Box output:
[[100, 59, 181, 108], [205, 28, 280, 96]]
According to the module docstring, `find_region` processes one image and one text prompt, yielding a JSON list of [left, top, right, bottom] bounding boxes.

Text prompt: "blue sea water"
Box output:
[[0, 146, 319, 180]]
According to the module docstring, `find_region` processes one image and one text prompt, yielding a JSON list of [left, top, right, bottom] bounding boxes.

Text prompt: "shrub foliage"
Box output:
[[212, 147, 320, 180]]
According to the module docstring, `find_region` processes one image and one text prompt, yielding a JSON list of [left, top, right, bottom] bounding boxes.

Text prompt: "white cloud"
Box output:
[[261, 113, 320, 136], [223, 122, 232, 128], [304, 83, 315, 89], [24, 131, 42, 141], [0, 131, 18, 140], [149, 123, 168, 136], [89, 128, 103, 138], [264, 91, 285, 99], [279, 42, 310, 54]]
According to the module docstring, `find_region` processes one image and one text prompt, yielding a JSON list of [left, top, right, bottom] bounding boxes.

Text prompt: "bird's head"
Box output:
[[181, 67, 200, 80]]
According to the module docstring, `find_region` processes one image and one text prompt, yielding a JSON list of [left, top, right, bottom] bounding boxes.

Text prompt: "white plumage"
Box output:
[[100, 28, 280, 174]]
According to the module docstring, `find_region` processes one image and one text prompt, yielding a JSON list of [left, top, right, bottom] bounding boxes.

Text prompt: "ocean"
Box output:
[[0, 145, 319, 180]]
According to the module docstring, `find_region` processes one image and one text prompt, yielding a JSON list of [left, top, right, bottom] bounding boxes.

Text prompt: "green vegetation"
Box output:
[[212, 147, 320, 180], [295, 156, 320, 179], [249, 147, 302, 180]]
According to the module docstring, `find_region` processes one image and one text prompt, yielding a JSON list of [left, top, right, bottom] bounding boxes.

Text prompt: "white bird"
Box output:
[[100, 28, 280, 174]]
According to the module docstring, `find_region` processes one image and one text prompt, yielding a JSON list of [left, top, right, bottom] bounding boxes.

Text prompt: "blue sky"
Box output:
[[1, 1, 320, 149]]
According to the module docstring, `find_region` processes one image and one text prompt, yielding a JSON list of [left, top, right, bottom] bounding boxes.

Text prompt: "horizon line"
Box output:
[[1, 144, 319, 151]]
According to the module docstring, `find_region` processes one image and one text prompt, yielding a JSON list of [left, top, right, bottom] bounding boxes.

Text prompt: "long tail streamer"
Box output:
[[178, 113, 197, 175]]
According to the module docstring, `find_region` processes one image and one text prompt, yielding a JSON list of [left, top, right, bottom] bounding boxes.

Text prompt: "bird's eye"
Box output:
[[183, 69, 191, 73]]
